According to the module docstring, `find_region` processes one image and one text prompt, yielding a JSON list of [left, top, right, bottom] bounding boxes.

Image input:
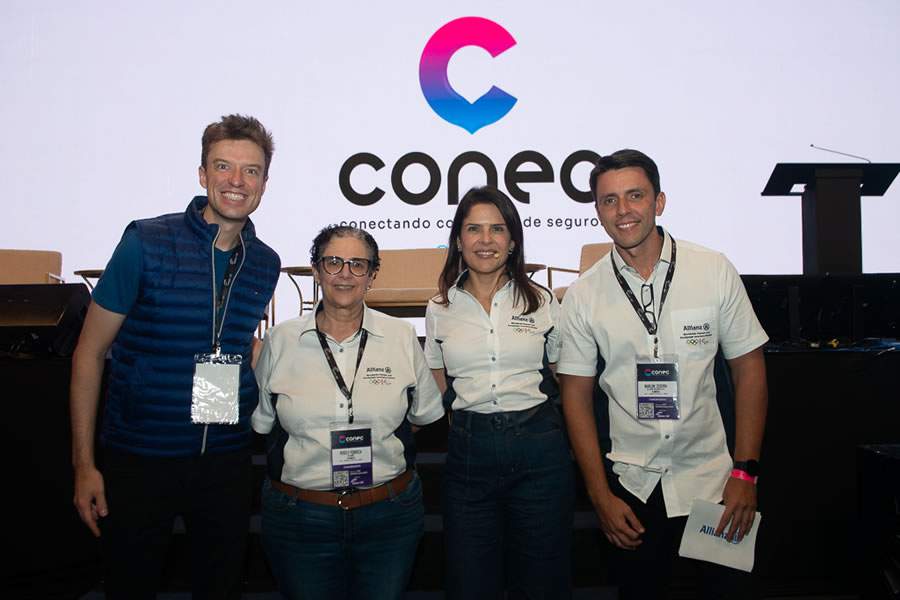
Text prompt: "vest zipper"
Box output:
[[202, 231, 248, 455], [202, 233, 218, 455], [217, 233, 247, 345]]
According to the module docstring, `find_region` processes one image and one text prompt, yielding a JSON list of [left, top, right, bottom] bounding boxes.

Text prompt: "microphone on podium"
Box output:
[[809, 143, 871, 163]]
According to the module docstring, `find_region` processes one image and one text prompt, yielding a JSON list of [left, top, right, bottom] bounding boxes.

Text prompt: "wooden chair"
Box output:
[[0, 249, 63, 284], [546, 243, 612, 301], [365, 248, 448, 317]]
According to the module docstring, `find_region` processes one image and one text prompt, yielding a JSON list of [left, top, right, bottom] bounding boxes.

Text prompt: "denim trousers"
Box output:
[[261, 472, 424, 600], [443, 402, 575, 599]]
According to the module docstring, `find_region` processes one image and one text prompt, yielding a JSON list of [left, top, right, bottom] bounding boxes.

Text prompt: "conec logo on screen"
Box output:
[[419, 17, 517, 134]]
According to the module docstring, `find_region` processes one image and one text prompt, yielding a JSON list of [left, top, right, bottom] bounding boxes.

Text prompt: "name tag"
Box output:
[[191, 353, 242, 424], [636, 356, 680, 420], [330, 423, 373, 489]]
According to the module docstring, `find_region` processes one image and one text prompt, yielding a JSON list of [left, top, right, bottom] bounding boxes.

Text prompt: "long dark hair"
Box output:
[[436, 186, 544, 315]]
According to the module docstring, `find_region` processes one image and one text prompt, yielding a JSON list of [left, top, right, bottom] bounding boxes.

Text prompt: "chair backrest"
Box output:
[[0, 249, 63, 284], [369, 248, 447, 290], [579, 243, 613, 274]]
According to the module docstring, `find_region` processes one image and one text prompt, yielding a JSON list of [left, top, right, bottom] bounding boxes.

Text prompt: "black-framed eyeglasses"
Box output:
[[640, 283, 657, 330], [318, 256, 372, 277]]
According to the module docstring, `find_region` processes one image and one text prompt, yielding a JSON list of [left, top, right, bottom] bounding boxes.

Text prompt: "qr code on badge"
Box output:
[[333, 470, 350, 488], [638, 402, 655, 419]]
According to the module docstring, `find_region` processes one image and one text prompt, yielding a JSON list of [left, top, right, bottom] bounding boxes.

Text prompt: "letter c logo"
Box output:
[[419, 17, 518, 134]]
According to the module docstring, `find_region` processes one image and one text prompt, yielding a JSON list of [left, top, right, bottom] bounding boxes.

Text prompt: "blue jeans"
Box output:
[[260, 473, 424, 600], [443, 402, 575, 599]]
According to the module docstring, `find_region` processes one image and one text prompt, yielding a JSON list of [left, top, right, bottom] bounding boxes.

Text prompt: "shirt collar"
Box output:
[[613, 226, 672, 279], [298, 302, 384, 340], [448, 269, 514, 302], [185, 195, 257, 245]]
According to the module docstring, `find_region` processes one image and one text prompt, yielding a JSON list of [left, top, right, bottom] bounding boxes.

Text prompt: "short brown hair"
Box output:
[[201, 114, 274, 177]]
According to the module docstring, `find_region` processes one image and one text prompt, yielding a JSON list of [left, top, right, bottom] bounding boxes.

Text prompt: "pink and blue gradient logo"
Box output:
[[419, 17, 518, 134]]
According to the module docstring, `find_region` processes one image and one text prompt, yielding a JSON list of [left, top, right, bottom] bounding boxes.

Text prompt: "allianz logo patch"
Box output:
[[679, 321, 713, 346], [508, 314, 537, 333], [364, 366, 395, 385]]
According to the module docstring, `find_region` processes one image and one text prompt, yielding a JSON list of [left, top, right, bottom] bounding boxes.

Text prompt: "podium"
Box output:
[[762, 163, 900, 274]]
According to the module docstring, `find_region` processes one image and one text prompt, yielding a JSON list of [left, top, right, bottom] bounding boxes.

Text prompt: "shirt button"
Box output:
[[491, 384, 496, 389], [493, 302, 498, 307], [338, 348, 344, 353], [491, 356, 496, 362], [490, 329, 494, 334], [664, 434, 671, 440]]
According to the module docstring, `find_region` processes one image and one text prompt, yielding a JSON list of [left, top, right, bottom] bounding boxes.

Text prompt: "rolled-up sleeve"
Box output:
[[251, 334, 276, 434], [556, 284, 599, 377], [409, 328, 445, 426]]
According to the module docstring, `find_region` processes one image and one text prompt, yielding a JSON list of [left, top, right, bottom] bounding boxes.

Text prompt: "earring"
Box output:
[[456, 243, 461, 252], [508, 248, 514, 255]]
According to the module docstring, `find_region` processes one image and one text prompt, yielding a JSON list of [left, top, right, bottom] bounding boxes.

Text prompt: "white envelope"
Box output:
[[678, 498, 761, 573]]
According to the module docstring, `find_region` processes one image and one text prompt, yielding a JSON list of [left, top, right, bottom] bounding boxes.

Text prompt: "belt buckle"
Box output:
[[336, 488, 355, 511]]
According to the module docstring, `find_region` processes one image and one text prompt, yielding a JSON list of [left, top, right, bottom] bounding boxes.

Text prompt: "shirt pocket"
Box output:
[[670, 307, 717, 359]]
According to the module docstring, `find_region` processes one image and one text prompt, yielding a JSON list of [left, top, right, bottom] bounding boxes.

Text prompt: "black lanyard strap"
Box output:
[[316, 317, 368, 424], [212, 243, 244, 353], [610, 233, 677, 337]]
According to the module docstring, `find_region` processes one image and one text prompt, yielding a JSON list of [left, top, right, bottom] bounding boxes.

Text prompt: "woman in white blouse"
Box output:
[[253, 225, 444, 600], [425, 186, 575, 599]]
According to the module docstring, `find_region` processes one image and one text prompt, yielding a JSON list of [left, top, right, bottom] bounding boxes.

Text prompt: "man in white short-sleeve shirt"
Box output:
[[558, 149, 768, 599]]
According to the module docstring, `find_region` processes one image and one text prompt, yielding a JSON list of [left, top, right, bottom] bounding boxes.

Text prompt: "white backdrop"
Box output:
[[3, 1, 899, 317]]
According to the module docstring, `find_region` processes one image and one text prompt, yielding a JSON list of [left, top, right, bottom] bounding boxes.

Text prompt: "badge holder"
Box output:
[[191, 352, 242, 424], [329, 422, 373, 489], [636, 354, 680, 420]]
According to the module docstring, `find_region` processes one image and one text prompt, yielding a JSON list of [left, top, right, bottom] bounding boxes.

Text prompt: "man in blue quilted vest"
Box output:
[[70, 114, 281, 599]]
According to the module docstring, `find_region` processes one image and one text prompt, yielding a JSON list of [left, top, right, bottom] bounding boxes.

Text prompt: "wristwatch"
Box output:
[[733, 459, 760, 478]]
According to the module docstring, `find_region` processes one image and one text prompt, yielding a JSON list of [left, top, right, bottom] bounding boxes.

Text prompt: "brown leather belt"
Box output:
[[271, 469, 414, 511]]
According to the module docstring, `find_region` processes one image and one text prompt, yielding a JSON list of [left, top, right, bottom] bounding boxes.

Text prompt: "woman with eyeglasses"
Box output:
[[252, 225, 444, 600], [425, 186, 575, 599]]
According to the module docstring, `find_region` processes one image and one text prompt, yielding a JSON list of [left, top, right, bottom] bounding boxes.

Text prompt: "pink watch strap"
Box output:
[[730, 468, 758, 484]]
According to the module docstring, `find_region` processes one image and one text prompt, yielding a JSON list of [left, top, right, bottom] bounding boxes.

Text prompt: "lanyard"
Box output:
[[610, 233, 677, 357], [316, 316, 368, 424], [212, 243, 244, 354]]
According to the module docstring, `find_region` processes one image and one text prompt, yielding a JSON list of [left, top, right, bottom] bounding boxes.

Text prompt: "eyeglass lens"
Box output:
[[321, 256, 370, 276]]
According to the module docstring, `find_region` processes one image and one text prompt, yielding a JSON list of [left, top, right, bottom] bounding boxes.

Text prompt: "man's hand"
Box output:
[[73, 465, 108, 537], [594, 491, 645, 550], [71, 301, 125, 538], [716, 476, 757, 542]]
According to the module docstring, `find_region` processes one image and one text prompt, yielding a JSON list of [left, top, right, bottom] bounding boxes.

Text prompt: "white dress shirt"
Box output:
[[425, 276, 560, 414], [252, 304, 444, 490], [557, 231, 768, 517]]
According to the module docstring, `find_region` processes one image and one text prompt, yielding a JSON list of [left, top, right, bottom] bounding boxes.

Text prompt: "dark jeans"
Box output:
[[443, 402, 575, 600], [607, 472, 759, 600], [99, 447, 252, 600], [261, 472, 424, 600]]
